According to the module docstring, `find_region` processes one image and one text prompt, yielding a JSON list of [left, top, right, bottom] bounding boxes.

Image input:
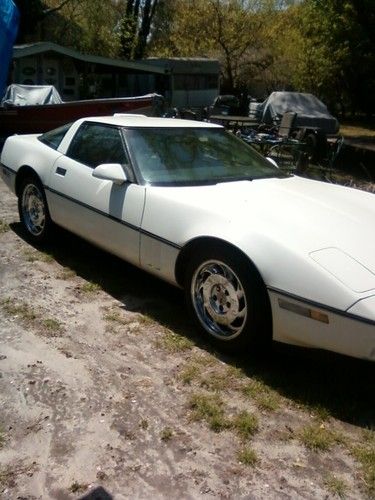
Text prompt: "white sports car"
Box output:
[[1, 116, 374, 360]]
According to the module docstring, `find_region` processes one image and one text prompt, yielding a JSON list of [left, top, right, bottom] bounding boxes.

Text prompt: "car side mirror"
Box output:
[[92, 163, 128, 185]]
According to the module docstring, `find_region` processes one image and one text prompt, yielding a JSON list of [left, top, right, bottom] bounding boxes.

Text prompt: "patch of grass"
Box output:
[[232, 411, 259, 440], [23, 248, 54, 263], [179, 364, 201, 385], [0, 219, 9, 234], [255, 392, 280, 412], [352, 430, 375, 495], [299, 424, 344, 452], [103, 308, 132, 326], [226, 364, 245, 380], [42, 318, 63, 333], [1, 298, 37, 321], [157, 329, 194, 353], [237, 446, 259, 467], [199, 369, 230, 392], [189, 392, 230, 432], [310, 405, 331, 422], [179, 359, 247, 392], [1, 298, 62, 336], [56, 268, 76, 280], [323, 473, 348, 498], [160, 427, 173, 441], [242, 379, 280, 412], [137, 314, 156, 326], [340, 123, 375, 138], [190, 353, 217, 367], [80, 281, 101, 294]]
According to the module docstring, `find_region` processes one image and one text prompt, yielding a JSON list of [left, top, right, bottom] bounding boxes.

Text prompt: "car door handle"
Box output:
[[56, 167, 67, 176]]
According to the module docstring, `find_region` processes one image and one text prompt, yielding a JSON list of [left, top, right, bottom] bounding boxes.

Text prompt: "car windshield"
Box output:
[[125, 127, 285, 186]]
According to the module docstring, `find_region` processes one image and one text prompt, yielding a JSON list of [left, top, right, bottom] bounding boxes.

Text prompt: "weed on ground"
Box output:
[[0, 219, 9, 234], [323, 473, 348, 498], [237, 447, 259, 467], [299, 424, 345, 452]]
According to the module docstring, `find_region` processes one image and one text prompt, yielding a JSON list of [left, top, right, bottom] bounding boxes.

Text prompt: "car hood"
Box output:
[[213, 176, 373, 251], [169, 176, 373, 248]]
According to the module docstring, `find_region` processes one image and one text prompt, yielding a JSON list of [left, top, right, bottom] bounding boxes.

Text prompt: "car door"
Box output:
[[47, 122, 145, 266]]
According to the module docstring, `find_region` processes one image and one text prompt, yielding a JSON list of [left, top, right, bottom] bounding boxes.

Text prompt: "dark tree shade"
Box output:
[[13, 0, 76, 42], [13, 0, 43, 41]]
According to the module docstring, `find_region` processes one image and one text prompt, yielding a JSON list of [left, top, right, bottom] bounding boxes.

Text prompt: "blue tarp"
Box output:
[[0, 0, 19, 99]]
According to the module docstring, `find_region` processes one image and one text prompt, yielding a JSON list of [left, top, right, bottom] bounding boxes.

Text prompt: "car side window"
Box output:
[[38, 123, 71, 150], [67, 123, 128, 168]]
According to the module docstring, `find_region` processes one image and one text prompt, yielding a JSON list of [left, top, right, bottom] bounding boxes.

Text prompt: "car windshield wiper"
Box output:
[[215, 176, 254, 183]]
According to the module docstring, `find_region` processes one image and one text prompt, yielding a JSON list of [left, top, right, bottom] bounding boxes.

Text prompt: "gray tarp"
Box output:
[[249, 92, 339, 134], [1, 84, 63, 106]]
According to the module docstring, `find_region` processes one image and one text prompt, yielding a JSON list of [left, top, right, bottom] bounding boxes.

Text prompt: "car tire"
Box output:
[[18, 176, 52, 244], [184, 245, 271, 354]]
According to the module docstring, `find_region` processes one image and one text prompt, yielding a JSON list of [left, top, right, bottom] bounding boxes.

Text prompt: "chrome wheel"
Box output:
[[21, 183, 46, 236], [191, 260, 248, 340]]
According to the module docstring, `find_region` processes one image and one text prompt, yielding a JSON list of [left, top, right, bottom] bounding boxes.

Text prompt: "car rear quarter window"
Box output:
[[38, 123, 71, 150], [67, 123, 128, 168]]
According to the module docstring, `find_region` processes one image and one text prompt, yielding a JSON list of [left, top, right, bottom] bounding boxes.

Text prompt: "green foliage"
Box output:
[[280, 0, 375, 115], [118, 1, 160, 59], [149, 0, 270, 91]]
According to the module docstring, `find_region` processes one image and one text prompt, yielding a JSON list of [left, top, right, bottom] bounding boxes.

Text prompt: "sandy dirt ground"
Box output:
[[0, 178, 374, 500]]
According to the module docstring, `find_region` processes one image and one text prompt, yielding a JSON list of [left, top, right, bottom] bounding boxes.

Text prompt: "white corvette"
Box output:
[[1, 115, 374, 360]]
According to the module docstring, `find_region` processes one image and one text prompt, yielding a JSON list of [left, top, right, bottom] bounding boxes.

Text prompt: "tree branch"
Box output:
[[42, 0, 77, 17]]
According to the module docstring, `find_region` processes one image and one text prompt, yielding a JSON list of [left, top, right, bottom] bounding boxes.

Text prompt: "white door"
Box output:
[[47, 123, 145, 266]]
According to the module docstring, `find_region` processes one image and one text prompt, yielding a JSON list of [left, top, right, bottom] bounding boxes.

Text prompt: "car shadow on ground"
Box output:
[[11, 222, 375, 430]]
